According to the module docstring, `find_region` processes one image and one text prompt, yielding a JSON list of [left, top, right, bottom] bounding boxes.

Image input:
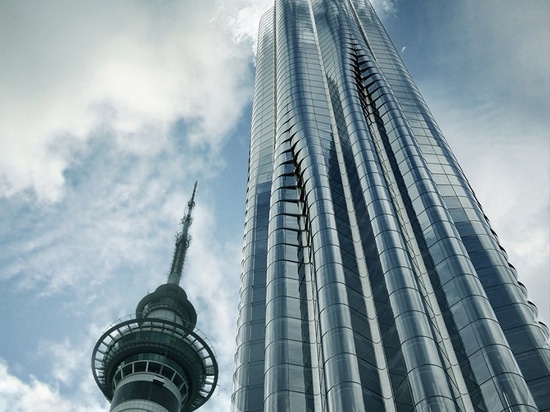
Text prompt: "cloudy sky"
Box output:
[[0, 0, 548, 410]]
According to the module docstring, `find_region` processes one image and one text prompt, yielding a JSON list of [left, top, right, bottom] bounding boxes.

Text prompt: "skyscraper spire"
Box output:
[[92, 184, 217, 412], [168, 181, 197, 285]]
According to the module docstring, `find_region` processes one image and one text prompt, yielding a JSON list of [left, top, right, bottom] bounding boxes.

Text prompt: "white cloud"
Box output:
[[371, 0, 398, 17], [0, 358, 105, 412], [0, 0, 253, 202], [218, 0, 273, 51], [39, 339, 85, 387]]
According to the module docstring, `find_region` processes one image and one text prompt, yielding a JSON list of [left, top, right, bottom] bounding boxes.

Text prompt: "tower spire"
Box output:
[[92, 181, 218, 412], [167, 181, 197, 285]]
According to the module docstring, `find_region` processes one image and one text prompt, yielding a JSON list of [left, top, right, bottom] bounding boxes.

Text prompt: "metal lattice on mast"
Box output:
[[168, 181, 197, 285]]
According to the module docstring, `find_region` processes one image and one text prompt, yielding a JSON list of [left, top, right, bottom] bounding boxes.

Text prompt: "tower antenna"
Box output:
[[167, 181, 197, 285]]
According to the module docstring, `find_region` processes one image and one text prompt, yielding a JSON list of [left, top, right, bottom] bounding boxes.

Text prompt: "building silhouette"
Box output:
[[92, 183, 218, 412], [232, 1, 550, 411]]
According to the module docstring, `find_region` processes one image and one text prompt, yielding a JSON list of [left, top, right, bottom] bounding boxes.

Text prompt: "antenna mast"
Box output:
[[167, 181, 197, 285]]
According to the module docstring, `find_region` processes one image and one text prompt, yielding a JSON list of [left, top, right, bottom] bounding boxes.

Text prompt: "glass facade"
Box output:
[[232, 0, 550, 411]]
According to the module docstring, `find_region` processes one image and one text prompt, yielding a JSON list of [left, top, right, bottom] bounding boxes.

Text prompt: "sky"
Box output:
[[0, 1, 548, 411]]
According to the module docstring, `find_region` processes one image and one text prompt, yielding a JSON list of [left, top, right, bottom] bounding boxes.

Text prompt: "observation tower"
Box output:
[[92, 182, 218, 412]]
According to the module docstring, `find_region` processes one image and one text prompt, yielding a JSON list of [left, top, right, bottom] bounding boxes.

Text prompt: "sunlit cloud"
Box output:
[[0, 0, 253, 203], [0, 358, 105, 412], [371, 0, 398, 17]]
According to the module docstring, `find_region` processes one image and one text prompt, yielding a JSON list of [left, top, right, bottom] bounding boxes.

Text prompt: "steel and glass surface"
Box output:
[[92, 183, 218, 412], [232, 0, 550, 411]]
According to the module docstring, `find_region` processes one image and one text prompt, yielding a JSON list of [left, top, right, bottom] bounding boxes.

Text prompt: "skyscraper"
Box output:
[[92, 183, 218, 412], [232, 1, 550, 411]]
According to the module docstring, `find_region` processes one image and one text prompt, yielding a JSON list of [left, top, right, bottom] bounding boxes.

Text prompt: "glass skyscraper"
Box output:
[[232, 0, 550, 411]]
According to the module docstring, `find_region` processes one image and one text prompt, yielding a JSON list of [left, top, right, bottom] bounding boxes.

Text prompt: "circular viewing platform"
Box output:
[[92, 315, 218, 411]]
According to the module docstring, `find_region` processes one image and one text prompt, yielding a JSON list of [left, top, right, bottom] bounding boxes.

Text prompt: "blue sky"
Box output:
[[0, 1, 548, 410]]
